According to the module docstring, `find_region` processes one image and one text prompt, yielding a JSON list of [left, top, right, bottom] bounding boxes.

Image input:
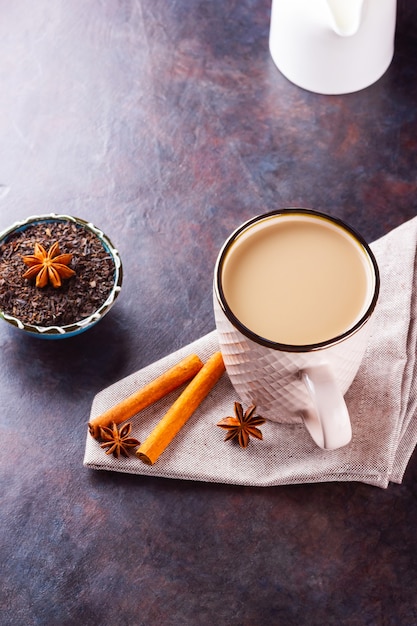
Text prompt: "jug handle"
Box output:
[[326, 0, 365, 37]]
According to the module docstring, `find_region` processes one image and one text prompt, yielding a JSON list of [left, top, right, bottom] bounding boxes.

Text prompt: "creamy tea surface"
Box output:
[[221, 213, 373, 346]]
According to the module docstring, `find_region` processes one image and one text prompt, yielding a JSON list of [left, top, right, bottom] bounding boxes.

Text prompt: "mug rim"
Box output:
[[214, 208, 380, 353]]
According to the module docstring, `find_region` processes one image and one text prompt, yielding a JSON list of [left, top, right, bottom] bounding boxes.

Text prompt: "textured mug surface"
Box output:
[[213, 209, 380, 446], [214, 297, 374, 424], [214, 297, 373, 424]]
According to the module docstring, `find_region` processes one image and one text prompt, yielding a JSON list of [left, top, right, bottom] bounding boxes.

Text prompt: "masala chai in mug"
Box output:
[[220, 211, 373, 346], [214, 209, 380, 450]]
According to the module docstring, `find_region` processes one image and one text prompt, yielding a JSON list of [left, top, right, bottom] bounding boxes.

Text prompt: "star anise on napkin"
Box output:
[[217, 402, 266, 448], [99, 422, 140, 459], [22, 241, 76, 288]]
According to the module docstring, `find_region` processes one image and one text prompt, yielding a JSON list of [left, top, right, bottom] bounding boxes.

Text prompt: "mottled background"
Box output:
[[1, 1, 417, 624]]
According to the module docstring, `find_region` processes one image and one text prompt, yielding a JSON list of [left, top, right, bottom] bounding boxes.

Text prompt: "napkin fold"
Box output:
[[84, 217, 417, 488]]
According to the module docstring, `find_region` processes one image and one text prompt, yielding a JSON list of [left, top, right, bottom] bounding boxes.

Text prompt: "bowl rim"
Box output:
[[0, 213, 123, 337]]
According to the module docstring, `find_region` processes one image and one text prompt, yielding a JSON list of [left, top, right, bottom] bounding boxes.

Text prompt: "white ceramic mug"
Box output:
[[269, 0, 397, 95], [213, 209, 380, 450]]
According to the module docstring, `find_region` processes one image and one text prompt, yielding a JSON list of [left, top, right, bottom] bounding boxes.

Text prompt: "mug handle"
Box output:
[[301, 364, 352, 450]]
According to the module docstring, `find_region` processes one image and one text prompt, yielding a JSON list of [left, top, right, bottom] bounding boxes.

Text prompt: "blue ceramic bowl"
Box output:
[[0, 214, 123, 339]]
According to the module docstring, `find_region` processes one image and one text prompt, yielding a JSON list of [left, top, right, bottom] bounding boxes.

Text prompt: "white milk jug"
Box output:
[[269, 0, 397, 94]]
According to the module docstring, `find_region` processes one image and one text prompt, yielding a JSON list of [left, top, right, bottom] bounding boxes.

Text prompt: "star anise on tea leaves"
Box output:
[[217, 402, 266, 448], [99, 422, 140, 459], [22, 241, 76, 288]]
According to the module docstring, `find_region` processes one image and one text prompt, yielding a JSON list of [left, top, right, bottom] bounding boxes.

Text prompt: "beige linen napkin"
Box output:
[[84, 217, 417, 488]]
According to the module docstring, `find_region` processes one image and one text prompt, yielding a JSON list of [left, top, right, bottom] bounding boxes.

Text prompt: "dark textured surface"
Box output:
[[1, 1, 417, 624]]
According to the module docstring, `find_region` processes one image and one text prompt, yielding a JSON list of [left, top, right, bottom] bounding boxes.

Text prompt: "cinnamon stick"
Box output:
[[136, 351, 225, 465], [88, 353, 204, 439]]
